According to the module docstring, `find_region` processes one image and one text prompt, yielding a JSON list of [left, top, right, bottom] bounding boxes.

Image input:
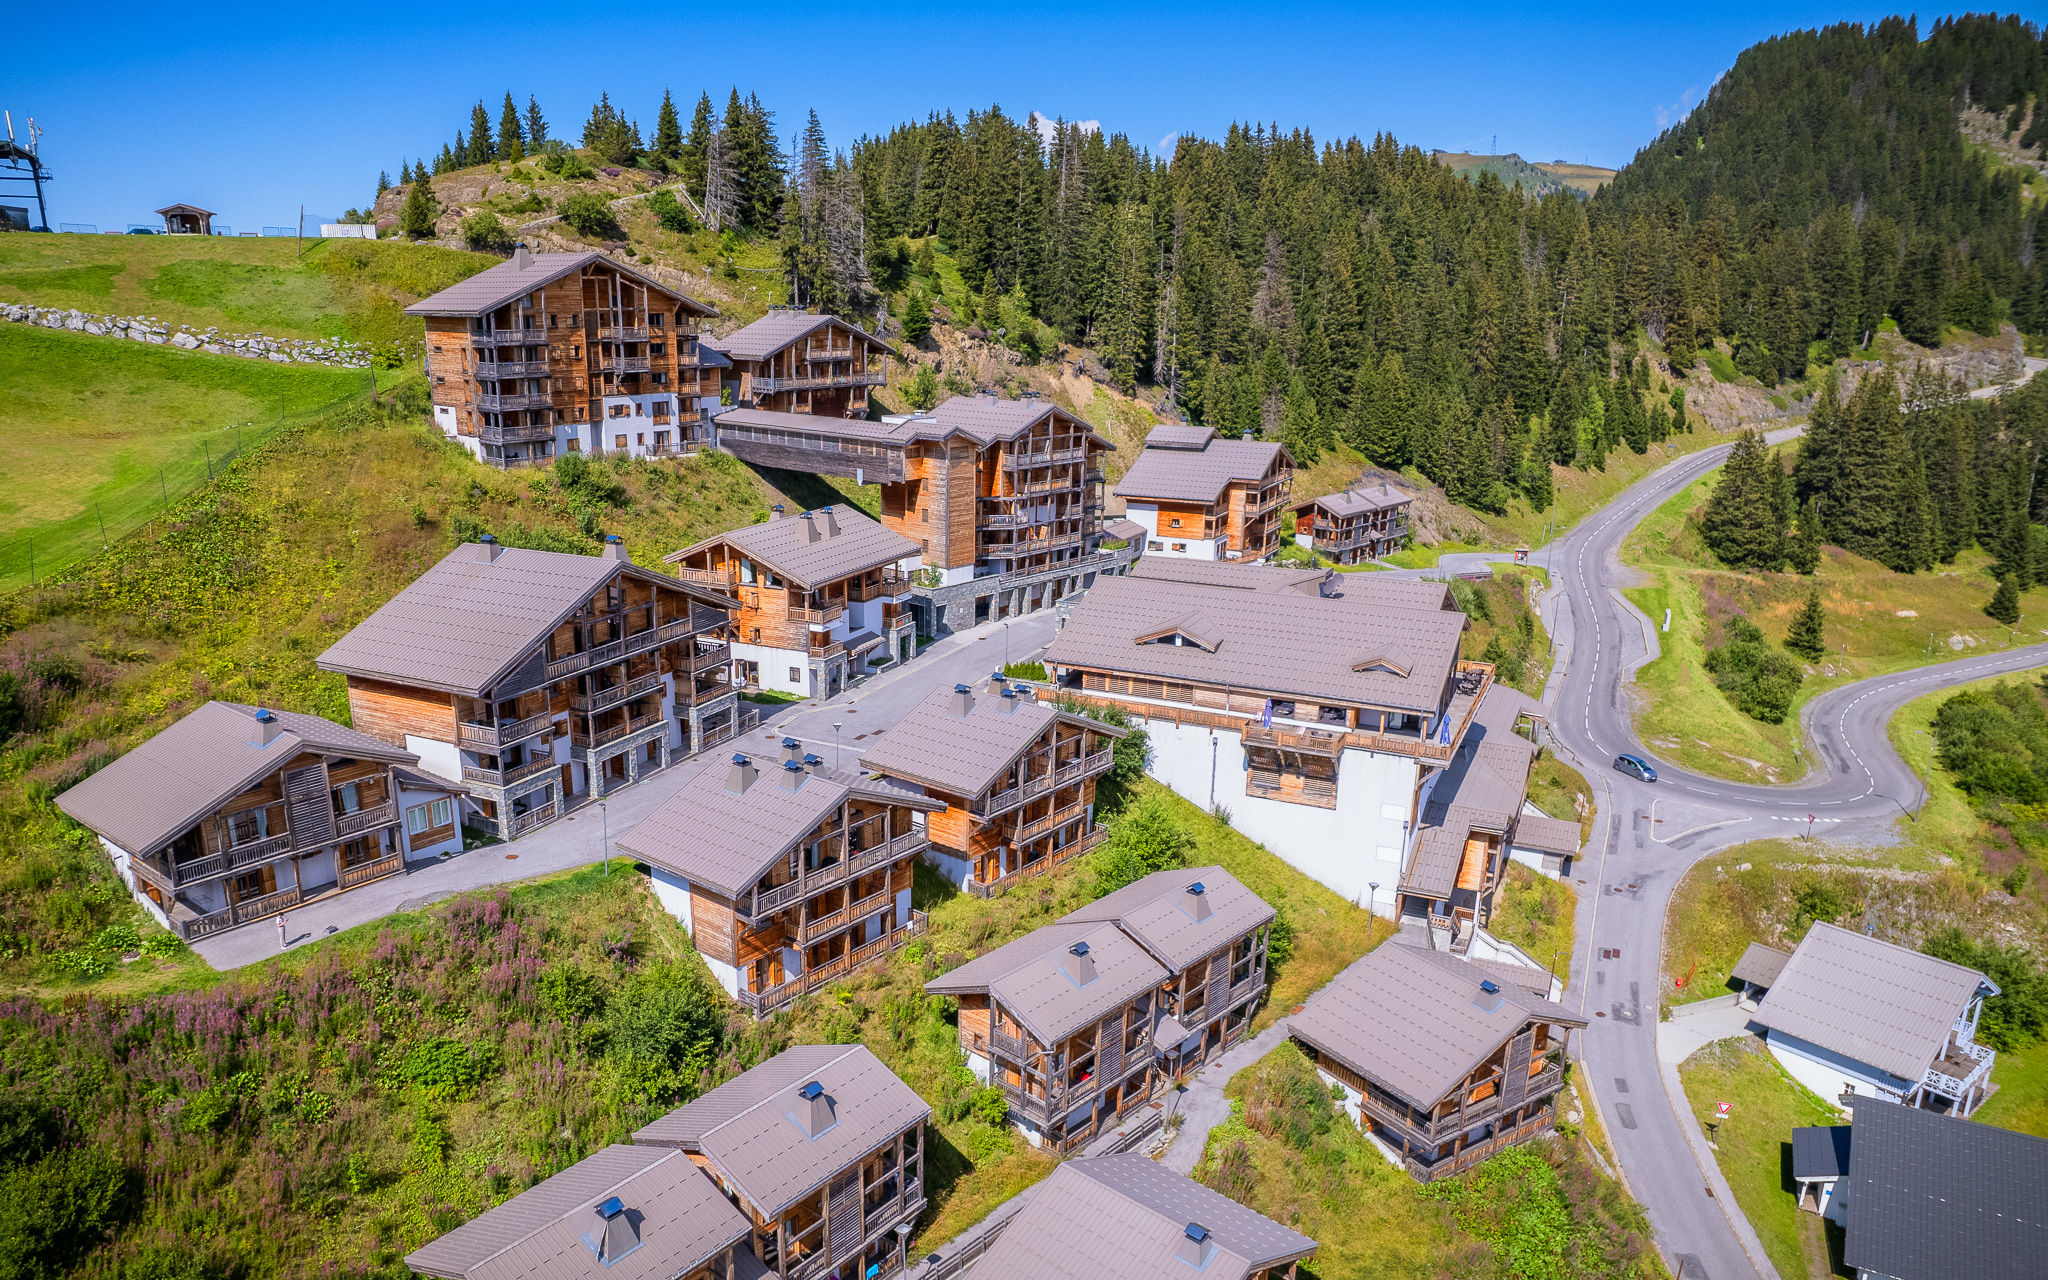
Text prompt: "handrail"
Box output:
[[475, 391, 549, 412], [169, 832, 293, 885], [509, 801, 558, 836], [336, 799, 400, 838], [463, 756, 555, 788], [458, 710, 555, 748], [571, 670, 664, 714], [741, 832, 926, 921], [338, 853, 404, 890], [735, 910, 928, 1016]]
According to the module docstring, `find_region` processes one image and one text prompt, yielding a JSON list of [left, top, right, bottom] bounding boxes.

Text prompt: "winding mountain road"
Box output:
[[1403, 391, 2048, 1279]]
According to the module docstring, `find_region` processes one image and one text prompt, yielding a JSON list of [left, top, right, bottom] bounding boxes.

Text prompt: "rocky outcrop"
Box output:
[[0, 305, 373, 369]]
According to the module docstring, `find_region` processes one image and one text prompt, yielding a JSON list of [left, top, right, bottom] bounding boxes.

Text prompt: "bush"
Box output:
[[1924, 926, 2048, 1049], [646, 188, 694, 234], [1703, 614, 1803, 724], [460, 212, 514, 254], [559, 192, 622, 240], [1933, 681, 2048, 801], [400, 1037, 497, 1100], [0, 1145, 127, 1280], [1091, 789, 1193, 893], [540, 149, 597, 180]]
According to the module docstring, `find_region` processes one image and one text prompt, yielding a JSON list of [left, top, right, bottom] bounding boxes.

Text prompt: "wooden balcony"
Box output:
[[570, 670, 664, 715], [599, 325, 651, 341], [735, 910, 928, 1017], [338, 853, 404, 891], [965, 824, 1104, 898], [1403, 1105, 1556, 1184], [792, 883, 898, 947], [163, 831, 294, 886], [479, 358, 550, 377], [542, 617, 692, 680], [458, 711, 555, 749], [599, 355, 652, 373], [1011, 799, 1086, 847], [671, 565, 736, 590], [788, 602, 846, 626], [178, 885, 303, 941], [509, 800, 558, 837], [463, 756, 556, 788], [737, 832, 926, 921], [335, 799, 400, 839], [968, 747, 1114, 818], [749, 370, 886, 393], [475, 391, 549, 412], [479, 421, 558, 445], [469, 330, 545, 348], [574, 712, 665, 752]]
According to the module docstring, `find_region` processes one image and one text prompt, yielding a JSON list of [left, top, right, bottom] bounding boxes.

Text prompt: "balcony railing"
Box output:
[[671, 566, 737, 589], [734, 910, 929, 1016], [179, 885, 305, 940], [1403, 1106, 1556, 1184], [1004, 446, 1088, 469], [600, 356, 652, 373], [475, 391, 548, 412], [542, 616, 693, 679], [463, 756, 556, 788], [458, 711, 555, 749], [967, 748, 1114, 818], [749, 370, 887, 393], [599, 325, 650, 341], [965, 825, 1104, 898], [509, 801, 559, 837], [789, 602, 845, 625], [479, 358, 550, 377], [338, 853, 404, 891], [469, 330, 545, 348], [570, 670, 664, 715], [738, 831, 927, 922], [575, 712, 665, 752], [479, 421, 558, 446], [1011, 800, 1087, 847], [792, 883, 898, 946], [335, 799, 400, 839], [167, 831, 295, 886]]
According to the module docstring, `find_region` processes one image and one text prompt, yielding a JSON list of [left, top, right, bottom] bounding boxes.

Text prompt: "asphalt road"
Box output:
[[1411, 401, 2048, 1278]]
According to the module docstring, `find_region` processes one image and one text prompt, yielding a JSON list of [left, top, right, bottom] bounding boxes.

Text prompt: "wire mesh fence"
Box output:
[[2, 372, 380, 594]]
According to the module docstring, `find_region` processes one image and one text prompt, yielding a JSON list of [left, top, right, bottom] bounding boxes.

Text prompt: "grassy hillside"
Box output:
[[0, 325, 380, 593], [0, 233, 499, 347], [1433, 151, 1616, 197]]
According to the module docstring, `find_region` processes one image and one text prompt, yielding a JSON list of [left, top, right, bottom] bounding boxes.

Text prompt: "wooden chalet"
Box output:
[[926, 919, 1166, 1152], [1293, 480, 1413, 564], [406, 246, 719, 468], [1290, 942, 1586, 1183], [665, 503, 921, 702], [56, 703, 465, 940], [712, 392, 1129, 635], [635, 1046, 929, 1280], [703, 308, 896, 417], [616, 741, 939, 1016], [1112, 425, 1293, 561], [859, 674, 1124, 897], [317, 538, 739, 841], [1059, 867, 1275, 1077]]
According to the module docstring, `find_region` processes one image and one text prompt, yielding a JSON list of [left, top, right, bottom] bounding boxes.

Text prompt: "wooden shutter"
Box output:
[[1206, 951, 1229, 1020], [827, 1165, 862, 1262], [1097, 1009, 1125, 1083], [1500, 1027, 1535, 1109], [284, 764, 334, 849]]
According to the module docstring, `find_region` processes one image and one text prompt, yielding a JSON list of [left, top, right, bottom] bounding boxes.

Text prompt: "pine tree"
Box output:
[[1699, 431, 1786, 570], [398, 175, 441, 240], [1788, 496, 1823, 574], [452, 130, 468, 170], [525, 95, 549, 148], [469, 101, 495, 164], [682, 92, 714, 198], [1987, 574, 2023, 625], [375, 171, 391, 198], [1282, 373, 1327, 466], [901, 291, 931, 343], [652, 89, 683, 167], [1786, 586, 1828, 659], [497, 92, 525, 162], [434, 145, 455, 176]]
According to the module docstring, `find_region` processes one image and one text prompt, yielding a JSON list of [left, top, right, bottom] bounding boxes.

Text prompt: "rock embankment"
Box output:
[[2, 304, 374, 369]]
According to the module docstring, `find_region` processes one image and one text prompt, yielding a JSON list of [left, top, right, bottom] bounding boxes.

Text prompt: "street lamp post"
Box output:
[[601, 800, 610, 875], [1367, 882, 1379, 942], [833, 721, 843, 770]]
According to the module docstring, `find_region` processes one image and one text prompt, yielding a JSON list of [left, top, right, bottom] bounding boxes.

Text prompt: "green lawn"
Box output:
[[1679, 1038, 1847, 1280], [0, 324, 376, 592], [1490, 862, 1578, 986], [1977, 1041, 2048, 1136], [0, 233, 496, 344], [1623, 466, 2048, 783]]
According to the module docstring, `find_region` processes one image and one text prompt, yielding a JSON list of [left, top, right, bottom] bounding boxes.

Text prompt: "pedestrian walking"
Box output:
[[276, 913, 286, 951]]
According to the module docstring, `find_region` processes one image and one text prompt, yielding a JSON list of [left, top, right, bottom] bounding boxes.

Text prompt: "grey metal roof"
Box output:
[[1792, 1125, 1852, 1181], [317, 543, 731, 698], [1463, 955, 1559, 999], [716, 310, 899, 362], [1112, 436, 1289, 504], [1045, 576, 1465, 717], [633, 1046, 929, 1219], [405, 1144, 748, 1280], [1511, 813, 1582, 857], [1289, 943, 1586, 1107], [1127, 558, 1329, 597], [922, 394, 1114, 448], [860, 677, 1124, 801], [1058, 866, 1274, 973], [393, 765, 470, 797], [1103, 518, 1147, 543], [1841, 1097, 2048, 1280], [720, 395, 1114, 452], [1297, 483, 1414, 518], [1753, 922, 1996, 1082], [966, 1154, 1316, 1280], [925, 921, 1167, 1046], [1731, 941, 1792, 989], [664, 505, 919, 588], [615, 758, 940, 900], [1141, 424, 1217, 450], [1324, 575, 1460, 612], [55, 702, 414, 860], [403, 251, 714, 318], [1405, 687, 1542, 898]]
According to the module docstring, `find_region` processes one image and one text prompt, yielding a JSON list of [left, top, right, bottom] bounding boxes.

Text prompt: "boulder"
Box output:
[[171, 332, 201, 349]]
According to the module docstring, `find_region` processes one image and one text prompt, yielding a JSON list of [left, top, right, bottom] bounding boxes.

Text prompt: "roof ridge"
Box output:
[[696, 1044, 864, 1143], [458, 1146, 677, 1273]]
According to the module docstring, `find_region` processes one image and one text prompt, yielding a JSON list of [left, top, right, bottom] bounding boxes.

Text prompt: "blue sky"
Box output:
[[13, 3, 2048, 232]]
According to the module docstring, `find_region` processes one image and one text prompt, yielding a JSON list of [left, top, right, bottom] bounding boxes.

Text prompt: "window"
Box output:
[[651, 342, 665, 356], [652, 401, 671, 420], [406, 798, 453, 835], [566, 437, 581, 453], [1171, 542, 1187, 552], [228, 807, 270, 846], [655, 431, 670, 447], [651, 313, 665, 329], [653, 371, 668, 385], [1147, 540, 1164, 551], [572, 345, 581, 359], [615, 434, 628, 449], [1169, 517, 1182, 528], [636, 433, 646, 445], [789, 667, 802, 683], [920, 508, 929, 523], [333, 781, 361, 815], [749, 627, 761, 642]]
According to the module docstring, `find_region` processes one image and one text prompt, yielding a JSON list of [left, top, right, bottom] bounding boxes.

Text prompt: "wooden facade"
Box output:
[[959, 982, 1159, 1154], [1154, 921, 1273, 1078], [420, 253, 717, 468], [913, 719, 1120, 899], [1222, 451, 1294, 560], [1292, 486, 1413, 565]]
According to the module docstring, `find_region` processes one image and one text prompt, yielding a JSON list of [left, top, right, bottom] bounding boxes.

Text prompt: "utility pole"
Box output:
[[601, 800, 610, 876], [297, 204, 304, 260]]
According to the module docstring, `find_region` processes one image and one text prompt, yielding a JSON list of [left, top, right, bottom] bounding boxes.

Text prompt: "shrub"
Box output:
[[1924, 926, 2048, 1049], [646, 188, 694, 234], [1091, 789, 1192, 893], [540, 150, 597, 180], [0, 1145, 127, 1280], [1703, 614, 1803, 724], [400, 1037, 497, 1100], [1933, 681, 2048, 801], [460, 212, 514, 254], [559, 192, 622, 240]]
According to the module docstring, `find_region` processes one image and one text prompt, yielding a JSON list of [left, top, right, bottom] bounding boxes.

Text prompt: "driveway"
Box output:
[[192, 612, 1063, 970]]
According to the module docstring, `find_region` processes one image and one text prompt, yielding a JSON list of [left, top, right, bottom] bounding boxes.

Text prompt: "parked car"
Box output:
[[1614, 753, 1658, 783]]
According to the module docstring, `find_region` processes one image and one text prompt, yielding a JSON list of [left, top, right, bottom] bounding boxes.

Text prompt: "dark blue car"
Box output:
[[1614, 754, 1658, 783]]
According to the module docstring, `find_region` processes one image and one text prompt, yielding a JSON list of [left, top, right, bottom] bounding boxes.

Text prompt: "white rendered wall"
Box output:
[[405, 735, 464, 785], [729, 640, 811, 697], [1764, 1029, 1909, 1107], [599, 393, 687, 457], [648, 868, 744, 997], [922, 844, 972, 890], [1145, 720, 1414, 912], [103, 837, 173, 930]]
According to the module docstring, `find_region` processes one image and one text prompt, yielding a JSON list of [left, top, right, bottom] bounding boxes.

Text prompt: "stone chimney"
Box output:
[[725, 754, 759, 794], [1181, 881, 1213, 922], [1058, 939, 1097, 986], [602, 535, 631, 563], [949, 683, 975, 717], [778, 759, 808, 792], [475, 534, 503, 563], [248, 708, 282, 749]]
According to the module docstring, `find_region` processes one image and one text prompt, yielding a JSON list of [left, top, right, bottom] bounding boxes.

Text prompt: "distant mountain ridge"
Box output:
[[1432, 151, 1616, 198]]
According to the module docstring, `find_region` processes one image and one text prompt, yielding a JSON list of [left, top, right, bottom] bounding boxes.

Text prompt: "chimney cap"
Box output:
[[1070, 940, 1090, 957], [783, 759, 806, 773], [253, 709, 277, 724], [782, 737, 801, 749], [1184, 1224, 1209, 1245], [731, 753, 750, 766], [1479, 979, 1500, 994], [1187, 881, 1206, 896], [954, 683, 972, 695], [803, 753, 823, 767], [595, 1197, 625, 1220], [799, 1080, 824, 1100]]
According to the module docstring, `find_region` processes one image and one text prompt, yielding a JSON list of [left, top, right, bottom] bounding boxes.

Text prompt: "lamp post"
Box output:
[[600, 800, 610, 875], [833, 721, 843, 770], [1367, 882, 1379, 942]]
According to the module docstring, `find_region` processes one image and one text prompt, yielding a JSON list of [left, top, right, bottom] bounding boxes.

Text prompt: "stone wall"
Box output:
[[3, 304, 373, 369]]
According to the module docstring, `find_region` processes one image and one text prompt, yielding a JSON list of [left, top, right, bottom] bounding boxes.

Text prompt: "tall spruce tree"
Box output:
[[1786, 586, 1828, 660], [398, 175, 441, 240], [1699, 431, 1786, 570], [1988, 574, 2023, 625], [469, 101, 495, 164], [652, 89, 683, 167], [525, 96, 549, 148], [682, 92, 714, 198], [497, 93, 525, 162], [1788, 496, 1823, 574]]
